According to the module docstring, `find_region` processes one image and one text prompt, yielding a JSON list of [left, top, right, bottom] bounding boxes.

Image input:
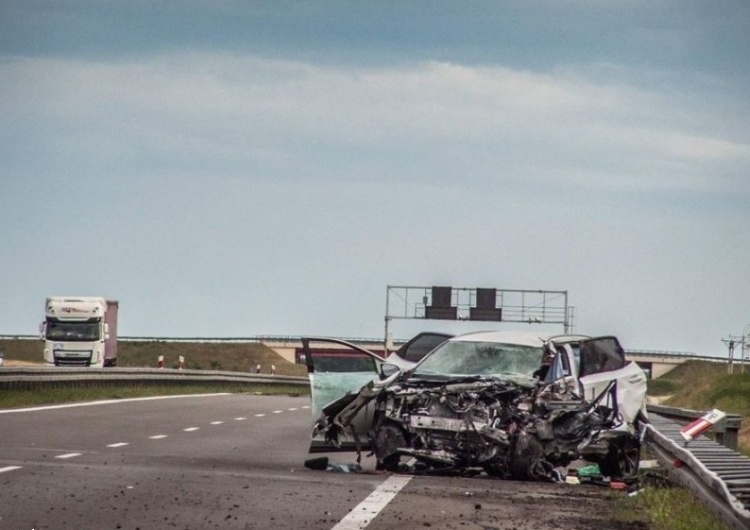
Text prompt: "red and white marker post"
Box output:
[[680, 409, 726, 443], [157, 355, 164, 369], [178, 355, 185, 370]]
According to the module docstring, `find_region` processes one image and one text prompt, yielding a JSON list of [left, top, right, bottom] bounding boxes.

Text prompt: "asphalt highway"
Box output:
[[0, 394, 636, 530]]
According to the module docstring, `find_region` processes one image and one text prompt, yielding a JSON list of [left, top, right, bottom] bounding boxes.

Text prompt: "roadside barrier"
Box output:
[[0, 367, 309, 392]]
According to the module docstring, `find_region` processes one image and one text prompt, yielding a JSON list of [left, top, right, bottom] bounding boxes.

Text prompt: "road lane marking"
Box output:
[[107, 443, 129, 448], [254, 413, 266, 417], [234, 417, 246, 421], [0, 466, 22, 474], [55, 453, 82, 459], [0, 394, 232, 414], [149, 435, 168, 439], [210, 421, 224, 425], [302, 405, 310, 409], [272, 410, 282, 414], [331, 475, 412, 530], [184, 427, 200, 432], [288, 408, 298, 411]]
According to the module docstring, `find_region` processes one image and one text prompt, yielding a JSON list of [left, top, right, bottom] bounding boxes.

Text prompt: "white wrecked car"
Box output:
[[303, 331, 648, 481]]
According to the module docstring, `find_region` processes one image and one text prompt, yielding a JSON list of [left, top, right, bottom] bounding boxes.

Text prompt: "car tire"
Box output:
[[373, 421, 406, 471], [599, 436, 640, 479]]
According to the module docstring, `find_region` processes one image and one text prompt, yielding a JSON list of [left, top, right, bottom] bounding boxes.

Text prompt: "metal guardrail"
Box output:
[[645, 408, 749, 530], [0, 367, 309, 391], [648, 404, 742, 451]]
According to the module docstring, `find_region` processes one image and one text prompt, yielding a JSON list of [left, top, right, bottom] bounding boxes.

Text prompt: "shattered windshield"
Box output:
[[413, 340, 542, 378]]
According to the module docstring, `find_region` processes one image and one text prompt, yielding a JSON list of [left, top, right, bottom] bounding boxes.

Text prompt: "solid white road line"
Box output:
[[0, 466, 22, 474], [0, 394, 232, 414], [330, 475, 412, 530], [106, 442, 129, 448], [55, 453, 82, 459]]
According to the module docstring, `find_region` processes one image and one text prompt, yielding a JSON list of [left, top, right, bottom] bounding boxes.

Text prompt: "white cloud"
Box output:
[[3, 52, 747, 196], [1, 50, 748, 356]]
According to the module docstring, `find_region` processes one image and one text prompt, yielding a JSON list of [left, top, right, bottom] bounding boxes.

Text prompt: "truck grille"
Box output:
[[54, 354, 92, 367]]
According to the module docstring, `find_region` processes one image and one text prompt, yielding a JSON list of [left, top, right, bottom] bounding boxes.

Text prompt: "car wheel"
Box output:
[[599, 436, 640, 479], [509, 432, 544, 480], [373, 422, 406, 471]]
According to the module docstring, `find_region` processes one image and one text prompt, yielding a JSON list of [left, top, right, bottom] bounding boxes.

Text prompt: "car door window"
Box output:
[[394, 332, 452, 363], [578, 336, 626, 377]]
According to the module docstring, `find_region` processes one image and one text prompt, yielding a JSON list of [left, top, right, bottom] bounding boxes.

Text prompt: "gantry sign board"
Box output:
[[385, 285, 572, 336]]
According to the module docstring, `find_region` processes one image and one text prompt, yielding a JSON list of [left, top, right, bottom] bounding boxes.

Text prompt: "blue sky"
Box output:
[[1, 1, 748, 357]]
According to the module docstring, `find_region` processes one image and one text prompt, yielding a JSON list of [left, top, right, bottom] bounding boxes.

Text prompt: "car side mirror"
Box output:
[[379, 362, 400, 379]]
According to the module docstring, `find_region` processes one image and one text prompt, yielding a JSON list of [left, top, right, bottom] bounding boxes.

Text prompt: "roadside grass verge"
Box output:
[[0, 338, 308, 376], [0, 384, 310, 410], [616, 486, 731, 530], [654, 360, 750, 455]]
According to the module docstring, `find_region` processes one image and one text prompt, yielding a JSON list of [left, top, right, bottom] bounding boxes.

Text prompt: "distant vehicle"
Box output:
[[40, 297, 119, 367], [307, 331, 648, 481]]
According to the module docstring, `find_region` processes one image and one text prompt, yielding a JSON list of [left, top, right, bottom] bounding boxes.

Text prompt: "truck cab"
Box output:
[[40, 297, 118, 367]]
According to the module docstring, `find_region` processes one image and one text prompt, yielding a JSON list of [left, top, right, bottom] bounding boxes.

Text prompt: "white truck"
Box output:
[[40, 297, 119, 367]]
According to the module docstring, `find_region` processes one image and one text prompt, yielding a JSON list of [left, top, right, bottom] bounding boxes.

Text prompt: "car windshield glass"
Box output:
[[413, 340, 542, 377], [46, 321, 100, 341]]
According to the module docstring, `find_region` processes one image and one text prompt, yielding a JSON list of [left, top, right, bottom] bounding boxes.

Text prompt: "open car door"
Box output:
[[302, 338, 385, 452], [302, 333, 453, 453], [576, 336, 647, 426]]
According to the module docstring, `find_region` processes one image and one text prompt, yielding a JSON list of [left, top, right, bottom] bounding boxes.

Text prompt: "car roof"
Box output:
[[446, 330, 550, 347]]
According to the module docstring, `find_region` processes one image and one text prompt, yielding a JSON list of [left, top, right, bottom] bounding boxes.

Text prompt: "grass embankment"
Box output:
[[0, 339, 309, 409], [619, 358, 749, 530], [647, 360, 750, 454], [0, 338, 307, 376]]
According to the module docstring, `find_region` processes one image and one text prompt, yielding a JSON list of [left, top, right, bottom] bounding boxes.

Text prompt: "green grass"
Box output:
[[654, 360, 750, 455], [616, 486, 730, 530], [0, 384, 309, 409], [0, 338, 311, 409], [0, 338, 308, 376]]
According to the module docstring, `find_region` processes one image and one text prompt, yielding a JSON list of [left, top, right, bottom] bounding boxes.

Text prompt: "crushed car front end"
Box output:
[[311, 331, 648, 482]]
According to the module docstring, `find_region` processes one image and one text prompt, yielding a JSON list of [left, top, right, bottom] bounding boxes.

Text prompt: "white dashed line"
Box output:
[[302, 405, 310, 409], [55, 453, 82, 460], [272, 410, 282, 414], [149, 435, 168, 440], [234, 417, 246, 421], [210, 421, 224, 425], [184, 427, 200, 432], [288, 408, 298, 411], [106, 442, 129, 448], [0, 466, 22, 474], [254, 413, 266, 417]]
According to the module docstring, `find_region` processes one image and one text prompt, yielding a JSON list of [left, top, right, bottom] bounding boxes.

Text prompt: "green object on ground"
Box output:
[[577, 464, 601, 477]]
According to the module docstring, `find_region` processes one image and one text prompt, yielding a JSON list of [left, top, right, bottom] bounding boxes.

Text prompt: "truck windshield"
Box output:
[[46, 321, 100, 341]]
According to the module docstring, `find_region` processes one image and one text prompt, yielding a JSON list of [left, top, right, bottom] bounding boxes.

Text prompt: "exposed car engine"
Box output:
[[316, 375, 639, 481], [308, 333, 646, 482]]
